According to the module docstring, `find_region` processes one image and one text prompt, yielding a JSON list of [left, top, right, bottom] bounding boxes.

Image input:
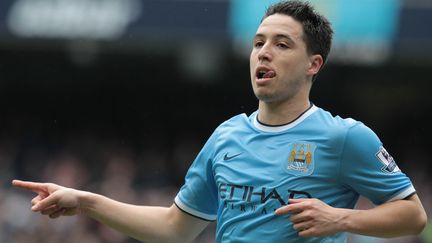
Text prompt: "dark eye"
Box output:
[[277, 43, 289, 49], [254, 41, 264, 48]]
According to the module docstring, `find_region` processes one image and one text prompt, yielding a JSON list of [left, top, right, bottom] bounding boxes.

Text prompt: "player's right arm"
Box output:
[[12, 180, 209, 243]]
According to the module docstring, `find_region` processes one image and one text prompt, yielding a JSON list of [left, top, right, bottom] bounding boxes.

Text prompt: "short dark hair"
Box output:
[[262, 1, 333, 65]]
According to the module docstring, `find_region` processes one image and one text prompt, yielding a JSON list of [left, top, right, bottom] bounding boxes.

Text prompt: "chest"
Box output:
[[212, 134, 342, 205]]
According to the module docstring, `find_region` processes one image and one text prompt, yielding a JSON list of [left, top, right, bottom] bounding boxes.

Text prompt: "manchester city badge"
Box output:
[[285, 142, 316, 176]]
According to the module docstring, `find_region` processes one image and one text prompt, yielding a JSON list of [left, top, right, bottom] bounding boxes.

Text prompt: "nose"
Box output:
[[257, 44, 273, 62]]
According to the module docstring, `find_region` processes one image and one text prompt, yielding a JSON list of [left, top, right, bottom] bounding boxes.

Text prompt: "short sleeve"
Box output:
[[339, 123, 415, 205], [174, 130, 219, 221]]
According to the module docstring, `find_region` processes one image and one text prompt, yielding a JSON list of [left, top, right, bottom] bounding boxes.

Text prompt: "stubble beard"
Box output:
[[254, 79, 303, 105]]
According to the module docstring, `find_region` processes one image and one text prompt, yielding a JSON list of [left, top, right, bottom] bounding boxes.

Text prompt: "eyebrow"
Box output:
[[254, 33, 296, 44]]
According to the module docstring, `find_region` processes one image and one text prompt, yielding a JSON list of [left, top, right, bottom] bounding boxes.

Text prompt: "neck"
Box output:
[[257, 98, 311, 126]]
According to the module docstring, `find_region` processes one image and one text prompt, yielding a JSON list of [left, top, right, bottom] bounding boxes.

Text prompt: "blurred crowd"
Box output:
[[0, 132, 430, 243], [0, 132, 215, 243]]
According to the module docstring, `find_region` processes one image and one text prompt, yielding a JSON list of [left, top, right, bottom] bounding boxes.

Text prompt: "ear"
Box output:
[[307, 54, 324, 76]]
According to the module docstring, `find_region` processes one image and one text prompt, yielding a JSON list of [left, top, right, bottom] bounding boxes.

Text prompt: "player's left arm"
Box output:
[[275, 194, 427, 237]]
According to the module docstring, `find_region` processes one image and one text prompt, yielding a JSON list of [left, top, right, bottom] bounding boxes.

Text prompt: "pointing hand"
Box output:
[[12, 180, 84, 218]]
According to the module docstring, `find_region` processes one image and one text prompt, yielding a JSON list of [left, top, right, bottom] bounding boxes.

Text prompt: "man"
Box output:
[[13, 1, 426, 242]]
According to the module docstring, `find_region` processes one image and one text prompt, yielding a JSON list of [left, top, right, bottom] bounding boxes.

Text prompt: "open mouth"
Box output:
[[256, 68, 276, 80]]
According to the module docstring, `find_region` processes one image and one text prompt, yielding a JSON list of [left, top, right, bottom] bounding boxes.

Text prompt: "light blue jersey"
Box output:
[[175, 105, 415, 243]]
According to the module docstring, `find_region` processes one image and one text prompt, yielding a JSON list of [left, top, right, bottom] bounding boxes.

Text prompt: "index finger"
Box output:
[[274, 199, 310, 215], [12, 180, 47, 194]]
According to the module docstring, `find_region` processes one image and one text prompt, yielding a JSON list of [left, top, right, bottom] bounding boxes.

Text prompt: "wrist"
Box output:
[[337, 208, 358, 233], [77, 190, 98, 216]]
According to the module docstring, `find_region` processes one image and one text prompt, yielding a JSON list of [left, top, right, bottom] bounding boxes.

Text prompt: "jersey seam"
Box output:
[[337, 124, 358, 185], [211, 127, 221, 176]]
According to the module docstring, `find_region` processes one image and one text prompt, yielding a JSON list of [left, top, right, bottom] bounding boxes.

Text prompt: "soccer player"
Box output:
[[12, 1, 426, 242]]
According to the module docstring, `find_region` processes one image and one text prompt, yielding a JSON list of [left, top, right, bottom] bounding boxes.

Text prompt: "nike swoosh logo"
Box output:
[[223, 152, 242, 161]]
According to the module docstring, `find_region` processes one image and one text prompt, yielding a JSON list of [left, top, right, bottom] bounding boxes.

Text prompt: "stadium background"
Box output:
[[0, 0, 431, 242]]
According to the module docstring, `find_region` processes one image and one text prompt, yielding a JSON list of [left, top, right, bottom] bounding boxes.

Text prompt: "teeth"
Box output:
[[258, 71, 266, 79]]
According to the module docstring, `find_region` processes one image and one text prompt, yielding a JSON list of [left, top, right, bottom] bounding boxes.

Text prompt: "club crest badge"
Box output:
[[285, 142, 316, 176]]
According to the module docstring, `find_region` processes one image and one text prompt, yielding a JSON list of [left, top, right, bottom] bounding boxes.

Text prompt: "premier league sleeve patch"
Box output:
[[284, 142, 316, 176], [376, 146, 400, 173]]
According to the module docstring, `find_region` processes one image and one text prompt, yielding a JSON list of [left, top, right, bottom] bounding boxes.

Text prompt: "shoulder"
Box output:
[[308, 107, 382, 151], [343, 121, 382, 154], [214, 113, 251, 133], [313, 107, 360, 130], [315, 109, 383, 157], [208, 113, 251, 141], [309, 107, 363, 140], [220, 113, 249, 126]]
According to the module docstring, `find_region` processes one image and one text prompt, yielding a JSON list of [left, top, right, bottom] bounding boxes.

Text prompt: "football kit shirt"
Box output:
[[175, 105, 415, 243]]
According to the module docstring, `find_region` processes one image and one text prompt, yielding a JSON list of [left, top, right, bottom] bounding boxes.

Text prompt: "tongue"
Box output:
[[263, 71, 275, 79]]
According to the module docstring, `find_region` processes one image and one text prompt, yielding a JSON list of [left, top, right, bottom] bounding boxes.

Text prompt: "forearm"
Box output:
[[78, 191, 180, 242], [340, 195, 427, 237], [12, 180, 208, 242]]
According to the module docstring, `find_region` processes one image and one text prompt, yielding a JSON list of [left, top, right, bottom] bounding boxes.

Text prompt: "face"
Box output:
[[250, 14, 321, 104]]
